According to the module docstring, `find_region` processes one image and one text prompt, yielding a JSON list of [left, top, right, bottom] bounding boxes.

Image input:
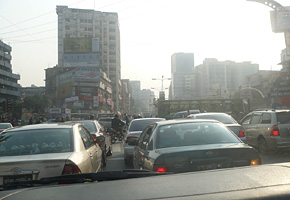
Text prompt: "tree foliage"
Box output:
[[23, 95, 52, 114]]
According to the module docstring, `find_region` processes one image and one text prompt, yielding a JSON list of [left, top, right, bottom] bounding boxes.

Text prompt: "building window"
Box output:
[[109, 36, 115, 40]]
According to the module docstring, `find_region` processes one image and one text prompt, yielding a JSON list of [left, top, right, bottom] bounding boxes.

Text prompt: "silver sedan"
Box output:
[[0, 123, 102, 190]]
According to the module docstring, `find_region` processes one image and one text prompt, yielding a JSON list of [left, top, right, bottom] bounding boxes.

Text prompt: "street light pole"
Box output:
[[152, 75, 171, 92]]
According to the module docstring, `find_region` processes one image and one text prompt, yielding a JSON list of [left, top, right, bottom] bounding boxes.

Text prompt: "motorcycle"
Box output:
[[108, 128, 123, 144]]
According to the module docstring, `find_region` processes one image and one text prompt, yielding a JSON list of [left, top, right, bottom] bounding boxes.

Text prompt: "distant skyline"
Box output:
[[0, 0, 289, 97]]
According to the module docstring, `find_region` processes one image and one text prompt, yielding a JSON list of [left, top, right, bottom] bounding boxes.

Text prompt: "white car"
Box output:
[[0, 123, 102, 190]]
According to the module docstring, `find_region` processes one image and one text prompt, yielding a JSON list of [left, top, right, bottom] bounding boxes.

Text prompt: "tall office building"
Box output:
[[0, 40, 21, 102], [56, 6, 121, 111], [195, 58, 259, 99], [171, 53, 195, 100]]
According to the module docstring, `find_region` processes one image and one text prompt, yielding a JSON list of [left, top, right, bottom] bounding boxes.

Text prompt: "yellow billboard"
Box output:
[[64, 38, 92, 53]]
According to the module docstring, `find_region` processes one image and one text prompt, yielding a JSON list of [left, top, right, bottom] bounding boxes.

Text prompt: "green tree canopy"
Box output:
[[23, 95, 52, 114]]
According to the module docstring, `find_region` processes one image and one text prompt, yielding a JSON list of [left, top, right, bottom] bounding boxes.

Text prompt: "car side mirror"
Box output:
[[96, 136, 105, 144]]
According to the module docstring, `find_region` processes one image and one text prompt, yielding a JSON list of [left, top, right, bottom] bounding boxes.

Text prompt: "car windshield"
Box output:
[[129, 119, 162, 132], [157, 122, 240, 149], [78, 122, 98, 133], [0, 129, 73, 157], [194, 114, 237, 124]]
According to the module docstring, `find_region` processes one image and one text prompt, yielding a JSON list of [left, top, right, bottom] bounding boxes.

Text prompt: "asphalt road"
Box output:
[[104, 142, 290, 171]]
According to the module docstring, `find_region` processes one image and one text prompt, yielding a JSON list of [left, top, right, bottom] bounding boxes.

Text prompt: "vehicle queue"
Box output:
[[0, 110, 290, 191]]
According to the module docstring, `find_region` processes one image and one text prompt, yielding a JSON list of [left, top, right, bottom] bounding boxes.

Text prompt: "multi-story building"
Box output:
[[129, 80, 141, 114], [171, 53, 194, 100], [139, 89, 155, 117], [0, 40, 21, 102], [56, 6, 121, 111], [195, 58, 259, 99], [21, 85, 46, 97], [121, 79, 132, 114], [45, 65, 113, 114]]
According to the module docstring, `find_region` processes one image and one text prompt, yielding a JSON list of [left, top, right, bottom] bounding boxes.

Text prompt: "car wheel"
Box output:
[[107, 146, 112, 157], [258, 137, 268, 154], [102, 151, 107, 167]]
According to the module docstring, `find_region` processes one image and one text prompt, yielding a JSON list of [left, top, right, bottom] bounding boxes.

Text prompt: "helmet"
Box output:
[[114, 114, 119, 118]]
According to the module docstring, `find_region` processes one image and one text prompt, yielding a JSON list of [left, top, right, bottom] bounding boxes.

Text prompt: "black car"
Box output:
[[133, 119, 261, 173]]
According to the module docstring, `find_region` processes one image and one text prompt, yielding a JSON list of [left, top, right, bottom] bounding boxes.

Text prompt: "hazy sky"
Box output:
[[0, 0, 289, 96]]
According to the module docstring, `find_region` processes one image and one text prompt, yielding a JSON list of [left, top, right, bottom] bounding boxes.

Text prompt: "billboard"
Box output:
[[63, 53, 99, 67], [75, 67, 101, 82], [271, 7, 290, 33], [63, 37, 99, 53], [59, 71, 73, 85]]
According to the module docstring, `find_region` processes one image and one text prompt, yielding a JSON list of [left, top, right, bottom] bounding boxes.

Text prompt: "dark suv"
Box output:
[[240, 109, 290, 153]]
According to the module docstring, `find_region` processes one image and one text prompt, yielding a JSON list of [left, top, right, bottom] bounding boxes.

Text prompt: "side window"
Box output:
[[140, 126, 154, 150], [137, 129, 147, 148], [251, 114, 262, 125], [79, 126, 95, 149], [261, 113, 271, 124], [241, 115, 252, 125]]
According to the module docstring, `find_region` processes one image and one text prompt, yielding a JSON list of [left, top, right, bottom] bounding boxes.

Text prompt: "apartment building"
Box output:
[[0, 40, 21, 102], [56, 6, 121, 111]]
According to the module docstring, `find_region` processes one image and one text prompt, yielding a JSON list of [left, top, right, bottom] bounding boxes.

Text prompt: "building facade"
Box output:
[[171, 53, 194, 100], [56, 6, 121, 111], [0, 40, 21, 102], [195, 58, 259, 99]]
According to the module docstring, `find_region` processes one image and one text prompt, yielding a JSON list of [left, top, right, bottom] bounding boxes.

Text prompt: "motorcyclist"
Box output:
[[112, 113, 125, 138]]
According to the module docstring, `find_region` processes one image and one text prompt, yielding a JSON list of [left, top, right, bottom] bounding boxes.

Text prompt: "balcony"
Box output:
[[0, 88, 20, 96]]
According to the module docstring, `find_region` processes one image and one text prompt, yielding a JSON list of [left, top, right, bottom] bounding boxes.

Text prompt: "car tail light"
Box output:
[[238, 128, 245, 137], [153, 165, 168, 173], [92, 135, 97, 141], [62, 163, 81, 175], [251, 158, 262, 166], [271, 125, 279, 136]]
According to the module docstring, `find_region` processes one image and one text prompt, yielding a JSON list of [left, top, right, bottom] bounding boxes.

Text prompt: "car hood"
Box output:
[[3, 163, 290, 199]]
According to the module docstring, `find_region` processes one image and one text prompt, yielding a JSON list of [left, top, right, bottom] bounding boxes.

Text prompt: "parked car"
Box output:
[[133, 119, 261, 173], [69, 120, 112, 166], [172, 110, 200, 119], [123, 118, 165, 165], [187, 112, 246, 142], [0, 123, 13, 133], [0, 123, 102, 190], [240, 109, 290, 153]]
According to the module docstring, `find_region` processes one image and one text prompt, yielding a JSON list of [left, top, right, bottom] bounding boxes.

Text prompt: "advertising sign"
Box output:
[[64, 37, 99, 53], [63, 53, 99, 67], [73, 102, 84, 109], [93, 96, 99, 107], [59, 71, 73, 85], [271, 7, 290, 33], [75, 67, 101, 82], [65, 96, 79, 102], [64, 38, 92, 53]]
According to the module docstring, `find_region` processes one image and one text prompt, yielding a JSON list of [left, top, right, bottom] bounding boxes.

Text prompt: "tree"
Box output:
[[23, 95, 52, 114]]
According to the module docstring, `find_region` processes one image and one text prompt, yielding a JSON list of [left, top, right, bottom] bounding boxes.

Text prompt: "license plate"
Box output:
[[196, 163, 223, 170], [3, 174, 32, 186]]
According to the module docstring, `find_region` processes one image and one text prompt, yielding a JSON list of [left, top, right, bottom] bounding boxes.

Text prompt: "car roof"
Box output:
[[131, 118, 165, 122], [1, 123, 79, 132], [155, 118, 220, 125], [189, 112, 230, 116]]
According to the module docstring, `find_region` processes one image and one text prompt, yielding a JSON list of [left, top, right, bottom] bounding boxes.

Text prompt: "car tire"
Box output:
[[258, 137, 268, 154], [102, 151, 107, 167]]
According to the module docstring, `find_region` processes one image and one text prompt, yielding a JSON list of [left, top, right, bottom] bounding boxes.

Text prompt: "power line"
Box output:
[[3, 28, 56, 39], [0, 0, 90, 31], [0, 20, 56, 35]]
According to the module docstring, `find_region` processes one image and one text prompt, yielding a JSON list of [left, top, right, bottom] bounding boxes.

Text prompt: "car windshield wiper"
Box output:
[[1, 169, 172, 190]]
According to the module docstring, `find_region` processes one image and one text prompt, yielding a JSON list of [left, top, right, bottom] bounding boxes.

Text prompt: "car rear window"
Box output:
[[194, 114, 237, 124], [0, 129, 73, 157], [277, 112, 290, 124], [78, 122, 97, 133], [156, 122, 240, 149], [129, 119, 163, 132]]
